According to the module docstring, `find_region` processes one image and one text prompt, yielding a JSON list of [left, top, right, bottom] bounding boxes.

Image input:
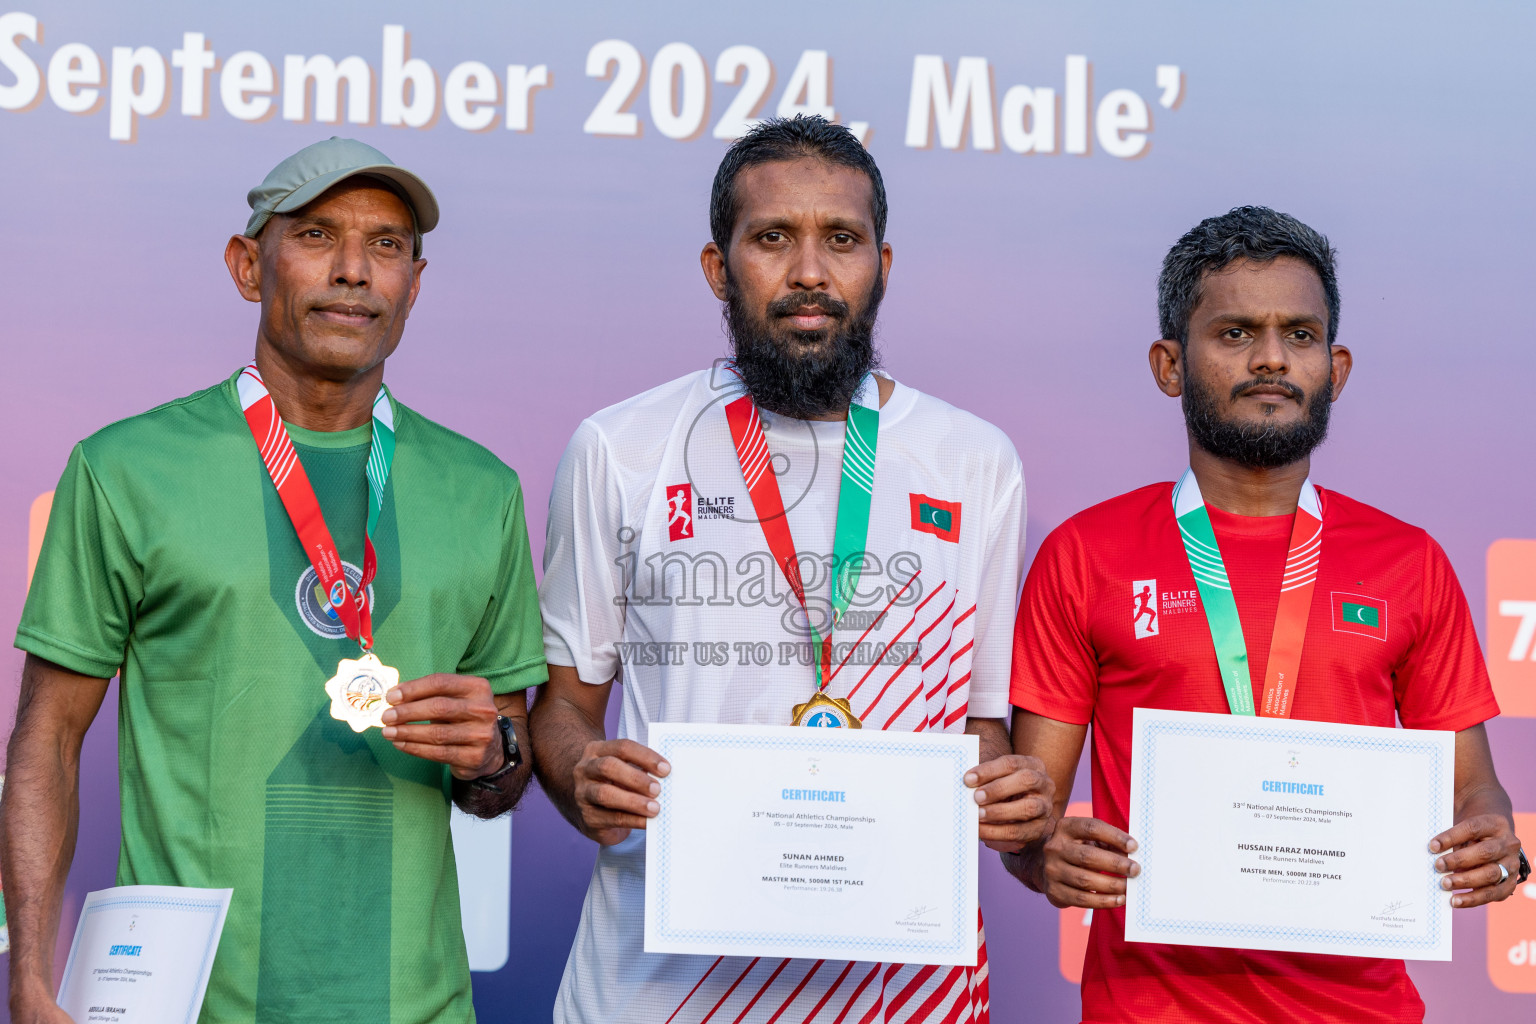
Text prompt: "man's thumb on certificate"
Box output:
[[1036, 817, 1142, 911], [966, 753, 1057, 853], [572, 738, 672, 846]]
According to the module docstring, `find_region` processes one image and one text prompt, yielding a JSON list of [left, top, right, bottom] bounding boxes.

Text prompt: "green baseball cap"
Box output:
[[244, 137, 439, 255]]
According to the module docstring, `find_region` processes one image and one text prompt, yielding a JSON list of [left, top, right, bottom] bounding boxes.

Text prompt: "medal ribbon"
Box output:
[[1172, 468, 1322, 717], [237, 364, 396, 651], [724, 373, 880, 690]]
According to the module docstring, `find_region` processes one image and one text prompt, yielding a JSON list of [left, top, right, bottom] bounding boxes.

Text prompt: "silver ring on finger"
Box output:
[[1499, 862, 1510, 884]]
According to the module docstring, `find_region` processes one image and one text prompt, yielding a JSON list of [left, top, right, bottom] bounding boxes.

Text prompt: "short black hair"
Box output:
[[1158, 206, 1340, 346], [710, 115, 887, 253]]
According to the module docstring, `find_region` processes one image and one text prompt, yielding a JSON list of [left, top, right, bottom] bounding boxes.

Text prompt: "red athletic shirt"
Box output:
[[1009, 482, 1499, 1024]]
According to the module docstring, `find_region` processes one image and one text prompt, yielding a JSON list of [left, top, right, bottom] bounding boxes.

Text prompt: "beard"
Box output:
[[1183, 370, 1332, 469], [724, 272, 883, 419]]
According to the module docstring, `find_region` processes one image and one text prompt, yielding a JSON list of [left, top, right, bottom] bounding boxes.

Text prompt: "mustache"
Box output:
[[765, 291, 850, 322], [310, 292, 386, 316], [1231, 375, 1304, 402]]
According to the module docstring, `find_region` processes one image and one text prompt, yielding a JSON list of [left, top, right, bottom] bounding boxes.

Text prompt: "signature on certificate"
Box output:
[[1378, 900, 1414, 916], [897, 905, 938, 924]]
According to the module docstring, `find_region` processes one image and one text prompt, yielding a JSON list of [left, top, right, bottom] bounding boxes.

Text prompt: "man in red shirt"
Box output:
[[1007, 206, 1527, 1023]]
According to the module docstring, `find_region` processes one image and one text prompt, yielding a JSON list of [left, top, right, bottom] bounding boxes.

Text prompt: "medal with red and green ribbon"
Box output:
[[724, 372, 880, 727], [239, 363, 400, 731], [237, 363, 395, 654], [1172, 468, 1322, 717]]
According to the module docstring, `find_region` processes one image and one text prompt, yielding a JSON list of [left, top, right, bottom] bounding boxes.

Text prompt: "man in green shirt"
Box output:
[[2, 138, 546, 1023]]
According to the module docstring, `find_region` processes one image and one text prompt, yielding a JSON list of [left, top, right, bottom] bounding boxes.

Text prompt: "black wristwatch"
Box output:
[[1518, 847, 1531, 885], [468, 716, 522, 792]]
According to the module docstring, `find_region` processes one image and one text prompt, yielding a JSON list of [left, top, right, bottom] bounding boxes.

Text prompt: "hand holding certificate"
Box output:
[[644, 724, 981, 965], [1125, 708, 1455, 959], [56, 885, 232, 1024]]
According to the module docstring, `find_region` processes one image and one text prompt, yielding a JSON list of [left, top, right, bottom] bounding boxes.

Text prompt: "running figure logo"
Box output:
[[1133, 578, 1159, 638], [666, 483, 694, 541]]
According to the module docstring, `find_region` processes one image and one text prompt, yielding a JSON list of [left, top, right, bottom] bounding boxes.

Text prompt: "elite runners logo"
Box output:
[[910, 493, 961, 543], [696, 495, 736, 520], [1133, 579, 1159, 638], [1331, 591, 1387, 640], [666, 483, 694, 541], [296, 561, 372, 639]]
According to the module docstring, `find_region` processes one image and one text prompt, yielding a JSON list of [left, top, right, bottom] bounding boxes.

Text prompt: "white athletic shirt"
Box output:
[[540, 364, 1026, 1024]]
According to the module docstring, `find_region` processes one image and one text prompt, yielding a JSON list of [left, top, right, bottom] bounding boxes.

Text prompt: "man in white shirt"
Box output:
[[531, 115, 1052, 1024]]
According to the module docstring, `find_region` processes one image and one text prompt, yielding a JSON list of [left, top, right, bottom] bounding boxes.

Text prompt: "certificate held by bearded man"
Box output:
[[1125, 708, 1455, 960], [643, 724, 980, 966]]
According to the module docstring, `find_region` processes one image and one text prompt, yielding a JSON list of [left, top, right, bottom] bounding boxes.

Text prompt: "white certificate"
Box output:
[[1125, 708, 1454, 960], [645, 723, 980, 966], [57, 885, 232, 1024]]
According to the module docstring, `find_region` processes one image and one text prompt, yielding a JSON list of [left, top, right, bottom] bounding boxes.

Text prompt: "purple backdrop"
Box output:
[[2, 1, 1533, 1020]]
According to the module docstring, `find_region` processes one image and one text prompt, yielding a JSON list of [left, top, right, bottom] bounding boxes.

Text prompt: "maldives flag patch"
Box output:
[[1332, 591, 1387, 640], [910, 493, 962, 543]]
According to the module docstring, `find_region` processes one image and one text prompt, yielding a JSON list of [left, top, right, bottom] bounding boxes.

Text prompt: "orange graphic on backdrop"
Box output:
[[1487, 540, 1536, 718], [27, 492, 53, 592], [1058, 801, 1093, 984], [1487, 812, 1536, 992]]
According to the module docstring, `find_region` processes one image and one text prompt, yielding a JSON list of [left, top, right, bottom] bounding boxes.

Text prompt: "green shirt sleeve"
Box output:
[[15, 444, 142, 679], [456, 476, 547, 694]]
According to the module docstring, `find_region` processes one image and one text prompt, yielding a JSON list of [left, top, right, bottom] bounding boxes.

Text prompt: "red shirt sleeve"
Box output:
[[1394, 534, 1500, 731], [1009, 519, 1098, 724]]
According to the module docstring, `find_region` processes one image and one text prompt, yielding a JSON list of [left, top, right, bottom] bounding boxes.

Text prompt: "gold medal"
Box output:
[[324, 652, 399, 732], [791, 692, 862, 729]]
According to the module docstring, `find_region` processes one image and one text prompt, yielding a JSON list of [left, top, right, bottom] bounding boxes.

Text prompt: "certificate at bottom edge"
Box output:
[[56, 884, 233, 1024], [644, 723, 980, 966], [1125, 707, 1454, 960]]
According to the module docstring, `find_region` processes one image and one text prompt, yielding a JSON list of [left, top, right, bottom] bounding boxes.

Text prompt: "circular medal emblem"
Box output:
[[295, 561, 373, 639], [344, 670, 387, 713], [803, 709, 846, 728]]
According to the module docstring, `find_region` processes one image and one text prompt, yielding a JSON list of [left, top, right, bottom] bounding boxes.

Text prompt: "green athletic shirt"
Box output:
[[16, 369, 547, 1023]]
